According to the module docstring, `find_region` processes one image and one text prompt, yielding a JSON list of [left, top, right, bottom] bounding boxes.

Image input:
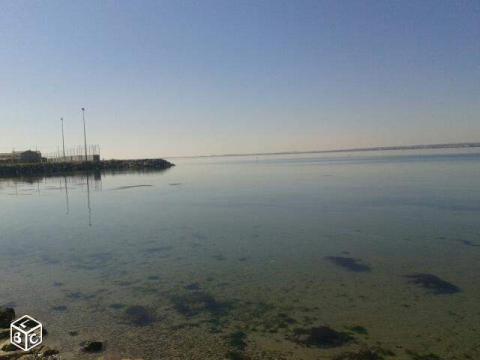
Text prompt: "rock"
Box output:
[[1, 342, 17, 352], [0, 329, 9, 340], [41, 347, 59, 356], [81, 340, 103, 353], [0, 308, 15, 328]]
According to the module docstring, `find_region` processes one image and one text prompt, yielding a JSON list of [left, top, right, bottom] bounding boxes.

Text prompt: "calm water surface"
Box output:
[[1, 149, 479, 359]]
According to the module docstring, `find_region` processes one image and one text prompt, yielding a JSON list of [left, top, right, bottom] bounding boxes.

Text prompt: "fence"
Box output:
[[45, 144, 100, 163]]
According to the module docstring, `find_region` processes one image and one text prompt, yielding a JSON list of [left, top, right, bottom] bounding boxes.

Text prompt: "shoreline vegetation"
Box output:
[[0, 159, 174, 178]]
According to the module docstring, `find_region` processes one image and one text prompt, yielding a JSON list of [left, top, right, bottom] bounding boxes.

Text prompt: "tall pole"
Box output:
[[82, 107, 88, 161], [61, 117, 66, 159]]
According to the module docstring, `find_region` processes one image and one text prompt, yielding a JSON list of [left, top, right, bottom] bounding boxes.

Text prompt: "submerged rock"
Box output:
[[0, 307, 15, 328], [405, 273, 460, 295], [326, 256, 371, 272], [81, 340, 104, 353], [292, 326, 353, 348]]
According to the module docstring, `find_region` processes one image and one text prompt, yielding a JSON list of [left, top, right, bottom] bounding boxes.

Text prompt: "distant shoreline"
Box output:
[[173, 142, 480, 159]]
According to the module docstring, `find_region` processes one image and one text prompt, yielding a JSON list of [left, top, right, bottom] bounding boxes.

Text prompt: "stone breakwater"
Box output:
[[0, 159, 174, 177]]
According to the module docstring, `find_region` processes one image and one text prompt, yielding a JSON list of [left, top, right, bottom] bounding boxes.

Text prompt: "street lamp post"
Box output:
[[61, 117, 66, 160], [82, 108, 88, 161]]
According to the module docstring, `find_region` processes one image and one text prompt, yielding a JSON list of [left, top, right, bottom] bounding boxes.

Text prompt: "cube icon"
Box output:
[[10, 315, 43, 351]]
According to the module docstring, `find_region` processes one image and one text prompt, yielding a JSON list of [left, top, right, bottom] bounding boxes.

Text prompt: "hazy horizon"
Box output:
[[1, 1, 479, 158]]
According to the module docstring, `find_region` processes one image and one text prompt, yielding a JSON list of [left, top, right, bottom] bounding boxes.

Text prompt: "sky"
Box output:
[[0, 0, 479, 158]]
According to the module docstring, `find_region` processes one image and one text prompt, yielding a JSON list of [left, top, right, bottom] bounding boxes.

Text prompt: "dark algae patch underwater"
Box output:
[[291, 326, 353, 348], [326, 256, 371, 272], [124, 305, 156, 326], [225, 331, 248, 360], [405, 273, 461, 295], [171, 290, 232, 317]]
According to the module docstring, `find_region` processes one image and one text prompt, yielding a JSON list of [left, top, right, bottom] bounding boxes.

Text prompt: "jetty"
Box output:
[[0, 158, 174, 177]]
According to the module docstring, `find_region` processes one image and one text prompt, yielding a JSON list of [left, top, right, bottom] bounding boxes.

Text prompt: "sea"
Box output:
[[0, 148, 479, 359]]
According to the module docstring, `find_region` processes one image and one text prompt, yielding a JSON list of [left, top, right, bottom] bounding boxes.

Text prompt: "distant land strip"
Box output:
[[173, 142, 480, 159]]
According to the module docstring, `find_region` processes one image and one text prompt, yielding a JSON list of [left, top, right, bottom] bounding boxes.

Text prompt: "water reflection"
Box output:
[[0, 172, 102, 227], [63, 176, 69, 215], [86, 174, 92, 226], [1, 168, 169, 227]]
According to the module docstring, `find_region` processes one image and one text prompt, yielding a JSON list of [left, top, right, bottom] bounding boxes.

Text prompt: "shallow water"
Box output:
[[1, 149, 480, 359]]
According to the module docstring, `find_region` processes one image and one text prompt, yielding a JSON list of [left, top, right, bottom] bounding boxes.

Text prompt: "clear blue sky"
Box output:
[[0, 1, 479, 158]]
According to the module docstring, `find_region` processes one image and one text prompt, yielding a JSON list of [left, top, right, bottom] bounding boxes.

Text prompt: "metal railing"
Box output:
[[44, 144, 100, 162]]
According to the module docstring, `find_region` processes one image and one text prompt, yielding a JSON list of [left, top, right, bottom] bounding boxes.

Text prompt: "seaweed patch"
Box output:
[[124, 305, 156, 326], [171, 291, 232, 318], [405, 274, 460, 295], [326, 256, 371, 272], [291, 326, 353, 348]]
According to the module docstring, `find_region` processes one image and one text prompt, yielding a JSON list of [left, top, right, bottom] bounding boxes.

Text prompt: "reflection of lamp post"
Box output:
[[61, 118, 66, 160], [82, 108, 88, 161]]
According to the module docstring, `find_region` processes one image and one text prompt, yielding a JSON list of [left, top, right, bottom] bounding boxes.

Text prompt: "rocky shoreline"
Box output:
[[0, 159, 174, 177], [0, 307, 60, 360], [0, 307, 108, 360]]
